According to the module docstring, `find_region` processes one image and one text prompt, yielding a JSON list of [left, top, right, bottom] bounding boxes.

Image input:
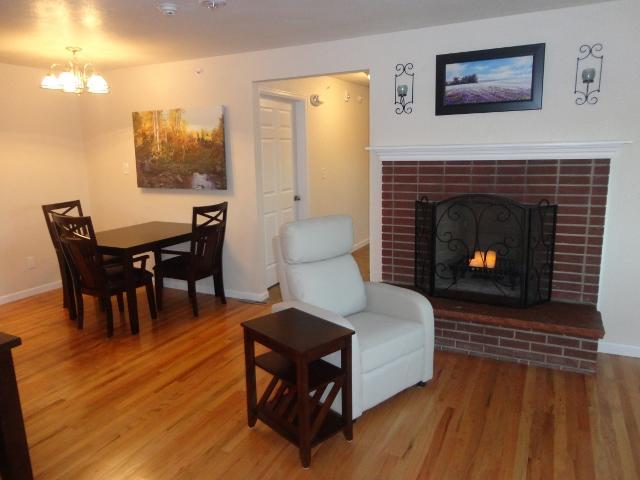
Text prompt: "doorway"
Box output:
[[256, 72, 370, 289]]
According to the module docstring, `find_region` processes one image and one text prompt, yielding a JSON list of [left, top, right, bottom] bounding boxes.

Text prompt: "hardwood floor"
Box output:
[[1, 280, 639, 478]]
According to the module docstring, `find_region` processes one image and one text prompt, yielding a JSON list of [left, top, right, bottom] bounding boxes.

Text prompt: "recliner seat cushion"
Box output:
[[346, 312, 424, 373], [286, 254, 366, 317], [280, 215, 353, 264]]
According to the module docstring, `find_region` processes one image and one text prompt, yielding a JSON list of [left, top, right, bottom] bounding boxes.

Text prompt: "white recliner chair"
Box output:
[[272, 215, 434, 419]]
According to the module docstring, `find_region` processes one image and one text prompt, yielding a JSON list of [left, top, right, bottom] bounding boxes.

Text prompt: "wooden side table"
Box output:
[[0, 333, 33, 480], [242, 308, 354, 468]]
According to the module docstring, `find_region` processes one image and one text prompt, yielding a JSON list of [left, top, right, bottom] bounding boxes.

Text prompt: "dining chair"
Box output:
[[154, 202, 228, 316], [42, 200, 83, 312], [52, 214, 157, 337]]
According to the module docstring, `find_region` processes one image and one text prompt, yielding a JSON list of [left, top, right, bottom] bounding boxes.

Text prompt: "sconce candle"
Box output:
[[582, 67, 596, 84], [394, 63, 414, 114], [574, 43, 603, 105]]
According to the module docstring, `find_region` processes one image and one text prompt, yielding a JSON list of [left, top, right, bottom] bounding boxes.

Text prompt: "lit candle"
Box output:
[[469, 250, 484, 268], [485, 250, 497, 269]]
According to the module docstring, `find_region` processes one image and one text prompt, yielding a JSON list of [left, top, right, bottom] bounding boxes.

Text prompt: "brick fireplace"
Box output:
[[369, 141, 626, 374], [382, 158, 609, 304]]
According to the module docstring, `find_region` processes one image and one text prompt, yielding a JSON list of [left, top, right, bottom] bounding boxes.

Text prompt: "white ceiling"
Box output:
[[1, 0, 608, 71]]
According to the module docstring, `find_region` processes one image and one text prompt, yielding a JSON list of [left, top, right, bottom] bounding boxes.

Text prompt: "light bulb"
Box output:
[[40, 73, 61, 90], [59, 71, 81, 93], [87, 73, 109, 94]]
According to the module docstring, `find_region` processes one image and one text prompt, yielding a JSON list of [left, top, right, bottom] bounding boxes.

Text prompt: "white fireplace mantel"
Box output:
[[367, 140, 631, 162]]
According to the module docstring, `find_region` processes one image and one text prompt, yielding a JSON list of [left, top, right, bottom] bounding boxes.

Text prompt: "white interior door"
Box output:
[[260, 96, 298, 287]]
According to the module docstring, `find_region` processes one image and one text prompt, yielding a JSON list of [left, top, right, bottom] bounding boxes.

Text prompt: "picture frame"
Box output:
[[435, 43, 545, 115], [131, 106, 227, 190]]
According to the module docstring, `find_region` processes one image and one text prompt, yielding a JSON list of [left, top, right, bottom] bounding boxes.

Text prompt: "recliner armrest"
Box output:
[[364, 282, 434, 327]]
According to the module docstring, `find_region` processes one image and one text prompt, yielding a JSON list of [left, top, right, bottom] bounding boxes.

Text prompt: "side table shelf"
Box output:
[[254, 352, 346, 448]]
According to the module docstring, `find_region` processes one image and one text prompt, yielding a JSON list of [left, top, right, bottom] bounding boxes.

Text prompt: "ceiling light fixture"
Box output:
[[40, 47, 109, 95]]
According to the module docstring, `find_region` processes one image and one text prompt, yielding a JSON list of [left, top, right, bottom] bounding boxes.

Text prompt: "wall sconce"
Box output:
[[309, 94, 323, 107], [574, 43, 603, 105], [395, 63, 414, 114]]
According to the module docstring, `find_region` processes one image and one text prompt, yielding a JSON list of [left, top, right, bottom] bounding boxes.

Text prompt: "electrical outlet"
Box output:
[[122, 162, 130, 175], [26, 256, 36, 270], [321, 167, 327, 179]]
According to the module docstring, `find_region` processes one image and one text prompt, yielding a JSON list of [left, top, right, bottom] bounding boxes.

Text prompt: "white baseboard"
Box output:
[[0, 280, 62, 306], [163, 279, 269, 303], [598, 341, 640, 358], [352, 238, 370, 252]]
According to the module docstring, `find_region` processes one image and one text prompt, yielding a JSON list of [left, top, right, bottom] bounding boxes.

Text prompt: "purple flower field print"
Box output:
[[444, 55, 534, 106]]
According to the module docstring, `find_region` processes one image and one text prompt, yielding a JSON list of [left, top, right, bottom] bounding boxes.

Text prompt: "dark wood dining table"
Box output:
[[95, 221, 192, 334]]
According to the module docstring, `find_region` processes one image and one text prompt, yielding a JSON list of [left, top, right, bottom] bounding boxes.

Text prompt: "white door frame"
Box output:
[[254, 87, 309, 292]]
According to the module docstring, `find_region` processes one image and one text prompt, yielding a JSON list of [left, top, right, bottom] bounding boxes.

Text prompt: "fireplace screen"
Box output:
[[415, 194, 557, 307]]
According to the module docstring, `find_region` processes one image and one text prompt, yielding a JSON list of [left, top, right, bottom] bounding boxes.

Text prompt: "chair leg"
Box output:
[[116, 292, 125, 312], [58, 258, 70, 309], [68, 280, 78, 321], [105, 296, 114, 337], [75, 290, 84, 329], [214, 271, 226, 304], [155, 272, 164, 311], [145, 282, 157, 319], [188, 280, 199, 317]]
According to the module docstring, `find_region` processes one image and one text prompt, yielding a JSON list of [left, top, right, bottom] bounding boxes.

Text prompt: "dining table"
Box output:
[[95, 221, 192, 334]]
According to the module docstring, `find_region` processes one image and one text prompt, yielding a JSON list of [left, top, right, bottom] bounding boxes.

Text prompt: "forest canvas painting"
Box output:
[[444, 56, 534, 106], [132, 107, 227, 190]]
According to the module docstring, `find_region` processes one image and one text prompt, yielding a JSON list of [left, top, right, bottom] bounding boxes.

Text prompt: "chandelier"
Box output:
[[40, 47, 109, 95]]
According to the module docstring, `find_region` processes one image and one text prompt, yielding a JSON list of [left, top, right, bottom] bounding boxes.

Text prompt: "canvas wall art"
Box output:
[[132, 106, 227, 190], [435, 44, 545, 115]]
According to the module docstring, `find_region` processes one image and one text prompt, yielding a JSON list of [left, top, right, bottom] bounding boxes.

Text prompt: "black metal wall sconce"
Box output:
[[395, 63, 414, 114], [575, 43, 603, 105]]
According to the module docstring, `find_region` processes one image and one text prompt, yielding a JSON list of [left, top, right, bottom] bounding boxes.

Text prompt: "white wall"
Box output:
[[5, 0, 636, 348], [258, 75, 370, 247], [0, 63, 90, 302]]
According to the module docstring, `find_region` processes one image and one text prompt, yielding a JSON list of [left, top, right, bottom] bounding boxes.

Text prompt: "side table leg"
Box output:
[[341, 338, 353, 441], [243, 330, 257, 428], [296, 357, 311, 468]]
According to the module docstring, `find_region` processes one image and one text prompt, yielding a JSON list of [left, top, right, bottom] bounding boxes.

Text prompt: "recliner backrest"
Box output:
[[277, 216, 366, 317]]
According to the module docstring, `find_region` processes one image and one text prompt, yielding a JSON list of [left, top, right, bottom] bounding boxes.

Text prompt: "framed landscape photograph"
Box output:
[[435, 43, 545, 115], [132, 106, 227, 190]]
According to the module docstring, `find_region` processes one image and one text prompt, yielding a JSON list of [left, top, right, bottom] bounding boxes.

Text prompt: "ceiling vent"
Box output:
[[200, 0, 227, 9]]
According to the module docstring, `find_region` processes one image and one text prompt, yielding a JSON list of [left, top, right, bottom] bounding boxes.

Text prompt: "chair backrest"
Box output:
[[276, 215, 366, 317], [52, 214, 106, 292], [190, 202, 228, 273], [42, 200, 84, 251]]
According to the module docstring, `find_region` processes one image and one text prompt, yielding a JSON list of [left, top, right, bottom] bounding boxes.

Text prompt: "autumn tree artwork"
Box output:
[[132, 107, 227, 190]]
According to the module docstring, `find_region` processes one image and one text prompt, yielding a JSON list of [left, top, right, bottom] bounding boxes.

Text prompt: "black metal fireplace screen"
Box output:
[[415, 194, 557, 308]]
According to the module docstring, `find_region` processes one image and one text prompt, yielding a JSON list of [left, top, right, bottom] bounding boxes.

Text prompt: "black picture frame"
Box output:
[[435, 43, 545, 116]]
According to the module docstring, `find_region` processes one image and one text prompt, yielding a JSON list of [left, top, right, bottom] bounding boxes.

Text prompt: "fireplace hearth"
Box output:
[[415, 194, 557, 308]]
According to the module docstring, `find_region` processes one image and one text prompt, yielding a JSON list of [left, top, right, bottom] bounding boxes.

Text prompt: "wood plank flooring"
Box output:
[[0, 283, 639, 478]]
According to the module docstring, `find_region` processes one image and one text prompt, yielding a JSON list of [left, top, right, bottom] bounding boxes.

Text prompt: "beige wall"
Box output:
[[0, 63, 90, 301], [259, 75, 369, 247]]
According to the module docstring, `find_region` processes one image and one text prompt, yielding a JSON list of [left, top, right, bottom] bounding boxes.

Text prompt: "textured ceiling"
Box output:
[[0, 0, 608, 70]]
